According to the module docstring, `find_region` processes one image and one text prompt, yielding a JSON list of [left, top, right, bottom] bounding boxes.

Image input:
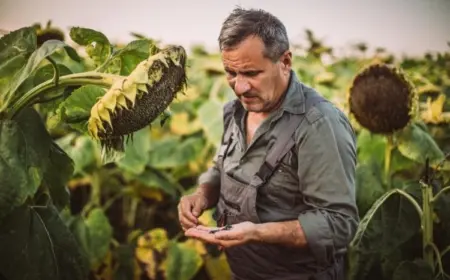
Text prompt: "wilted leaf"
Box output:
[[396, 123, 445, 167], [69, 27, 111, 67], [0, 204, 89, 280], [169, 112, 202, 135], [0, 108, 52, 221], [204, 253, 232, 280], [136, 228, 170, 279], [421, 94, 446, 124]]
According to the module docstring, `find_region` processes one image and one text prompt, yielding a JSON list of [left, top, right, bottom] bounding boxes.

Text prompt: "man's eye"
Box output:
[[245, 71, 259, 77], [225, 70, 236, 77]]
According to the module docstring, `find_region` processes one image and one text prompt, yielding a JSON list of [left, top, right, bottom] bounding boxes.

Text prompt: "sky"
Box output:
[[0, 0, 449, 57]]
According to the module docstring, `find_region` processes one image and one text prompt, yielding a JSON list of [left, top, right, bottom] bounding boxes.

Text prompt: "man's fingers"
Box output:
[[185, 228, 222, 245], [178, 200, 198, 225], [195, 225, 218, 231], [192, 198, 205, 217]]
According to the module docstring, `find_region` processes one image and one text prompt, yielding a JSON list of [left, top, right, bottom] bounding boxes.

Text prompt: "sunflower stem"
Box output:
[[384, 135, 394, 186], [420, 180, 435, 274], [6, 71, 123, 119]]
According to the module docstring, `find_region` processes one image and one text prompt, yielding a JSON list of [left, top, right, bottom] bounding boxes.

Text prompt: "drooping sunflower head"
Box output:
[[88, 45, 188, 151], [348, 63, 417, 134]]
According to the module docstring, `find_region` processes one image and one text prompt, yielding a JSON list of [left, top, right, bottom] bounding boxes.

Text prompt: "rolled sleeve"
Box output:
[[197, 165, 220, 187], [296, 105, 359, 264]]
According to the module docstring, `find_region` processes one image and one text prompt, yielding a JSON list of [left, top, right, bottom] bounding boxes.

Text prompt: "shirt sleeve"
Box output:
[[295, 104, 359, 265]]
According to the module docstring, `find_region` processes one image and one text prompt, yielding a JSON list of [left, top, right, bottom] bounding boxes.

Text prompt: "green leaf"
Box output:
[[392, 260, 433, 280], [56, 134, 100, 175], [42, 142, 74, 210], [348, 189, 422, 280], [0, 108, 52, 221], [356, 129, 386, 167], [146, 136, 204, 170], [33, 62, 73, 86], [69, 27, 111, 67], [147, 136, 181, 169], [355, 162, 386, 216], [197, 100, 224, 147], [117, 126, 151, 174], [84, 208, 113, 267], [0, 204, 89, 280], [55, 85, 106, 132], [105, 39, 158, 75], [433, 185, 450, 245], [0, 27, 37, 107], [396, 123, 445, 167], [31, 63, 74, 112], [66, 209, 113, 268], [165, 241, 203, 280], [5, 40, 80, 109], [112, 244, 136, 280], [124, 168, 178, 197]]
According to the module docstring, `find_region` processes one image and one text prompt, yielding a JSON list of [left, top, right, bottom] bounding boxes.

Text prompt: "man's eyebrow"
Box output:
[[224, 68, 262, 74]]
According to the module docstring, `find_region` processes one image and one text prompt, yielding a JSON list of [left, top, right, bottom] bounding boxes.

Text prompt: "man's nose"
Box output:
[[234, 76, 251, 95]]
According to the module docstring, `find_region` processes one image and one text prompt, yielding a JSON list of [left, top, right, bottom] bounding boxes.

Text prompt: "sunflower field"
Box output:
[[0, 22, 449, 280]]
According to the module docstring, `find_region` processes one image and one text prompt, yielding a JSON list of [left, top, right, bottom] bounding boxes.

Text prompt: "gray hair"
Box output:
[[218, 7, 290, 62]]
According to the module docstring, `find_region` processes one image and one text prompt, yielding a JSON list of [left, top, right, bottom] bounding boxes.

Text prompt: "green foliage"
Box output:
[[0, 21, 449, 280]]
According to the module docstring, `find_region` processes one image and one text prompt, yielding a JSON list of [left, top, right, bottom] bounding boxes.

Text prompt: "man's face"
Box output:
[[221, 36, 292, 113]]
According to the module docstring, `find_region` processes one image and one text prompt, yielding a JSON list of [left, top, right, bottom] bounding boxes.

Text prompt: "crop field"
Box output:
[[0, 22, 449, 280]]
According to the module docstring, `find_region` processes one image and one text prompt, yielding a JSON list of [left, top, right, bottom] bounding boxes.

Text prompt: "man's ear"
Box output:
[[279, 50, 292, 74]]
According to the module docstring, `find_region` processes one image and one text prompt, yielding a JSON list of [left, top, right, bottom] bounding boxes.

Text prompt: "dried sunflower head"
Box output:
[[348, 63, 417, 134], [88, 45, 187, 151]]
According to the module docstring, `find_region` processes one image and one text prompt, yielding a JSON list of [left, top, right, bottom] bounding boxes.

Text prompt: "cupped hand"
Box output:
[[177, 192, 208, 231], [185, 221, 258, 248]]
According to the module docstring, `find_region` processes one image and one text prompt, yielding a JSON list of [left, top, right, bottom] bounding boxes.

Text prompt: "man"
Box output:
[[178, 7, 359, 280]]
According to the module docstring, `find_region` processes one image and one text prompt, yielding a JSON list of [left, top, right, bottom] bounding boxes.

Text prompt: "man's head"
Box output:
[[218, 7, 292, 113]]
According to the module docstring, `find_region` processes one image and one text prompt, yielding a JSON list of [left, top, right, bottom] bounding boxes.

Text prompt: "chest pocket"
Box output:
[[259, 148, 300, 210]]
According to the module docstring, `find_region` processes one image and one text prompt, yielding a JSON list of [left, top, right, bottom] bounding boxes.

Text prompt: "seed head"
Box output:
[[348, 63, 417, 134], [88, 45, 187, 151]]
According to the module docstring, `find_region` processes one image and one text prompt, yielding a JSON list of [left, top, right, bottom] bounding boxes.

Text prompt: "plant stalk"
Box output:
[[90, 171, 102, 207], [384, 135, 393, 185], [7, 71, 122, 119], [421, 180, 435, 273]]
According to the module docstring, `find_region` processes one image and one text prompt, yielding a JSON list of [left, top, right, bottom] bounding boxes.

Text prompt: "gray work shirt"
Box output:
[[198, 71, 359, 265]]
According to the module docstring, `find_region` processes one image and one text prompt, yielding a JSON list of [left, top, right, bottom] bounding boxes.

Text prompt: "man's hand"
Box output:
[[184, 221, 258, 248], [177, 192, 208, 231], [186, 220, 308, 249]]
